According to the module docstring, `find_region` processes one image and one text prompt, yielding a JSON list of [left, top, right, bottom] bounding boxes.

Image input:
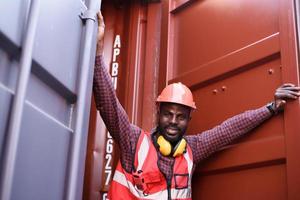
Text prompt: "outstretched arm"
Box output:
[[93, 13, 140, 171], [187, 84, 300, 164]]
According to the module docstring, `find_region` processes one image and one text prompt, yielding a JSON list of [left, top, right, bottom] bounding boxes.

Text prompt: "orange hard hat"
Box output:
[[156, 82, 196, 109]]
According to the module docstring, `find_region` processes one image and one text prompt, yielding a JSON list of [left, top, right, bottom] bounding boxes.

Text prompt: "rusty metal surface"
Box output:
[[140, 3, 162, 130], [83, 100, 103, 200], [278, 0, 300, 198], [166, 0, 300, 199], [168, 0, 279, 79], [84, 0, 300, 199], [123, 2, 148, 127], [193, 164, 287, 200], [158, 0, 169, 94], [83, 0, 162, 199], [83, 1, 127, 199]]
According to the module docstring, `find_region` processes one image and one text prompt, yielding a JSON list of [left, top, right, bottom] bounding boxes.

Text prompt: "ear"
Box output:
[[156, 103, 161, 114], [188, 109, 192, 121], [156, 103, 161, 124]]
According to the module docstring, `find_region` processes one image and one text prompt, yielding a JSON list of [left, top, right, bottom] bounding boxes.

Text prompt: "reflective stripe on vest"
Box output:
[[108, 130, 194, 200]]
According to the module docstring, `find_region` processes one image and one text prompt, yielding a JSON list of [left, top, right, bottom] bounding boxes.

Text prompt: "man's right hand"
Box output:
[[96, 12, 105, 55]]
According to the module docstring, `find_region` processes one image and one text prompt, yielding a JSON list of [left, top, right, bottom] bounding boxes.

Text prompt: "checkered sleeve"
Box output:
[[93, 55, 140, 172], [186, 106, 272, 164]]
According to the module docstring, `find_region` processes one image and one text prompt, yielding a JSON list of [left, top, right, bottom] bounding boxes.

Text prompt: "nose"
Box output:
[[170, 115, 178, 125]]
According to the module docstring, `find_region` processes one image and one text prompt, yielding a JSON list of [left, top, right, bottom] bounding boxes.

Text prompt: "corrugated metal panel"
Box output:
[[0, 0, 30, 46], [0, 0, 101, 199], [32, 0, 84, 92], [167, 0, 300, 199], [11, 104, 72, 200]]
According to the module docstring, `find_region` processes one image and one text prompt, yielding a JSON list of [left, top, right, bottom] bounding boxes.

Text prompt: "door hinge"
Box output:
[[79, 10, 97, 22]]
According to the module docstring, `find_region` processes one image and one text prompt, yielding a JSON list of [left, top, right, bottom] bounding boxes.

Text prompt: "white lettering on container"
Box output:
[[103, 35, 121, 188]]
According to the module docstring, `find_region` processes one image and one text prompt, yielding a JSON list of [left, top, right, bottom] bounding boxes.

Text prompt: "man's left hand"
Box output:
[[273, 83, 300, 113]]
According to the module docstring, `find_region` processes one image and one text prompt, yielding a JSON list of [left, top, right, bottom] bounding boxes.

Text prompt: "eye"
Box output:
[[163, 111, 171, 117], [177, 114, 186, 121]]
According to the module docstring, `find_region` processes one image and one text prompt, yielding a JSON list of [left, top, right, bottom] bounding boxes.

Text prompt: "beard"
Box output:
[[158, 124, 186, 144]]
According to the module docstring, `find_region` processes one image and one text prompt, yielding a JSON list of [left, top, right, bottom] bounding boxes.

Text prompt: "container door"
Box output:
[[167, 0, 300, 199], [0, 0, 99, 199]]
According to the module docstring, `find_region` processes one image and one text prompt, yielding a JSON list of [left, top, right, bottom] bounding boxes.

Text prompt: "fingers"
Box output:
[[97, 12, 102, 19], [96, 12, 105, 55], [275, 86, 300, 100], [281, 83, 295, 88], [275, 83, 300, 100], [275, 92, 299, 99], [279, 100, 286, 106], [275, 99, 286, 110], [276, 88, 300, 96], [273, 83, 299, 112], [277, 86, 300, 92], [96, 11, 105, 45], [97, 11, 105, 27]]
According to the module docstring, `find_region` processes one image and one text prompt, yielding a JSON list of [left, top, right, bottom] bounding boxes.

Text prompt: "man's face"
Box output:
[[158, 103, 191, 144]]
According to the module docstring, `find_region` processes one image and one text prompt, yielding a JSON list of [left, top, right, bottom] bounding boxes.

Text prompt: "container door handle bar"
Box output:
[[66, 1, 101, 200]]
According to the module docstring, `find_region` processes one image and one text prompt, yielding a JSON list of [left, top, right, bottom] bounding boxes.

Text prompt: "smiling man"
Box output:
[[159, 102, 190, 144], [93, 13, 300, 200]]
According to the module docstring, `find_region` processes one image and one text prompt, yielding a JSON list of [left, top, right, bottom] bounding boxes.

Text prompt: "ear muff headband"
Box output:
[[157, 135, 187, 157]]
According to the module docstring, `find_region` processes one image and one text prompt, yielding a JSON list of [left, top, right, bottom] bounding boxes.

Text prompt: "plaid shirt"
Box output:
[[93, 55, 272, 182]]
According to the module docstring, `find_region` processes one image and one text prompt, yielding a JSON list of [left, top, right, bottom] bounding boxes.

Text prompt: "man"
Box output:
[[93, 13, 300, 200]]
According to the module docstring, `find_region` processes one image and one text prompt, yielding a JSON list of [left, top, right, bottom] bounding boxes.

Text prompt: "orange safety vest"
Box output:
[[108, 130, 194, 200]]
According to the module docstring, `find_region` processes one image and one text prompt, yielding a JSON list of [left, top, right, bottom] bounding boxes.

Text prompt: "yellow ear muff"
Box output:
[[157, 135, 172, 156], [172, 138, 187, 157], [157, 135, 187, 157]]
